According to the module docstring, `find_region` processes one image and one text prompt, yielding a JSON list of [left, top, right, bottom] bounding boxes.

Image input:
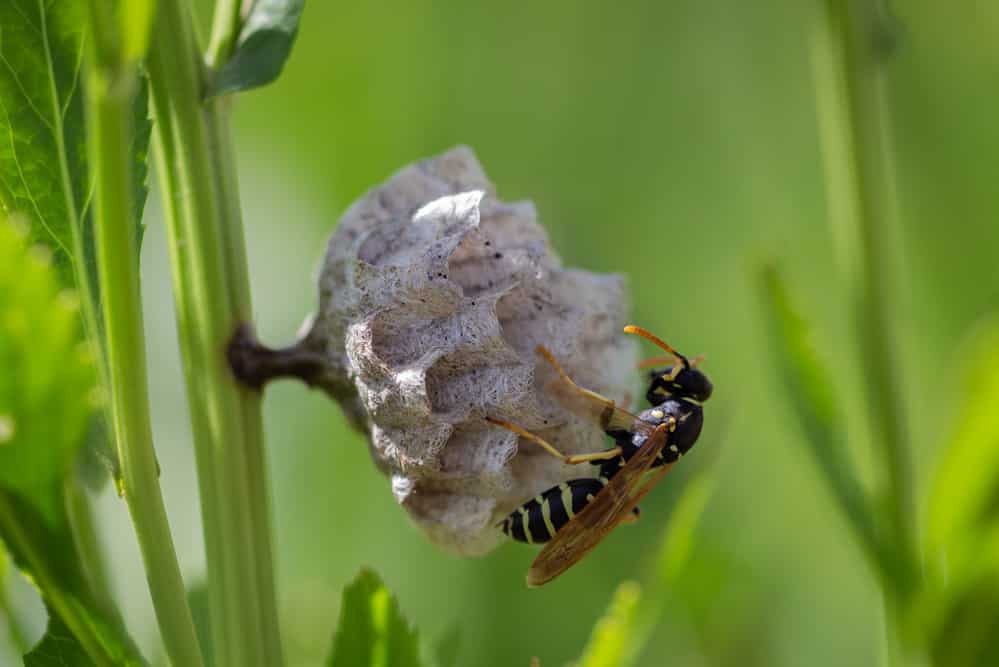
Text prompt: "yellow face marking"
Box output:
[[650, 409, 665, 419]]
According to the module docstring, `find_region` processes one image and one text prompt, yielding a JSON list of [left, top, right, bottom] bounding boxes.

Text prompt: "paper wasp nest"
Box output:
[[300, 146, 636, 555]]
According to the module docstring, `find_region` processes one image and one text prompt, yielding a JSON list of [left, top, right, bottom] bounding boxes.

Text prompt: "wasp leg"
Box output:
[[536, 345, 620, 410], [619, 506, 641, 525], [485, 417, 622, 465], [564, 448, 624, 465], [536, 345, 611, 404]]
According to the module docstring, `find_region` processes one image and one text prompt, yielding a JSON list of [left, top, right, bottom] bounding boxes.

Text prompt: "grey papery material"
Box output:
[[299, 146, 635, 555]]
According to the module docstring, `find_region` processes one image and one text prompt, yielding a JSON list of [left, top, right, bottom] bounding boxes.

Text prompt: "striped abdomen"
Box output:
[[501, 478, 610, 544]]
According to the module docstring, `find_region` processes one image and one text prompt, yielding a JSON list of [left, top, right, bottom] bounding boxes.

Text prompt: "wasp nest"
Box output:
[[299, 146, 636, 555]]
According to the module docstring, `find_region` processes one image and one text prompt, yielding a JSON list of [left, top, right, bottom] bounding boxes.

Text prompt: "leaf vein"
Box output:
[[61, 36, 85, 120], [0, 53, 56, 134], [0, 95, 73, 260], [37, 0, 83, 245], [9, 0, 42, 37]]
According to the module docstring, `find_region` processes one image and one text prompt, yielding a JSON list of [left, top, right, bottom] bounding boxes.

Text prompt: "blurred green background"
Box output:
[[7, 1, 998, 665]]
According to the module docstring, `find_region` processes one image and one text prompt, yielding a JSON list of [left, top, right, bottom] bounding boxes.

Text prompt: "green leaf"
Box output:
[[928, 315, 999, 561], [922, 316, 999, 661], [0, 0, 153, 483], [187, 583, 215, 667], [0, 219, 95, 528], [0, 0, 90, 285], [24, 601, 146, 667], [1, 491, 146, 666], [929, 573, 999, 667], [120, 0, 157, 61], [432, 624, 461, 667], [757, 265, 837, 449], [0, 219, 144, 665], [657, 473, 716, 587], [0, 531, 8, 590], [209, 0, 305, 97], [757, 264, 883, 570], [327, 569, 423, 667], [24, 614, 92, 667], [575, 581, 643, 667]]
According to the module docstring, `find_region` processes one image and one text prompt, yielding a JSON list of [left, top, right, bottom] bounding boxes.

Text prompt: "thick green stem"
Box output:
[[86, 53, 205, 667], [147, 0, 284, 664]]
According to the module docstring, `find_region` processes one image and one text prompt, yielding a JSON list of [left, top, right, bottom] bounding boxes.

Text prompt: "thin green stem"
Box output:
[[147, 0, 283, 664], [207, 0, 244, 68], [810, 0, 920, 662], [85, 49, 204, 667], [49, 0, 118, 618], [812, 0, 916, 589]]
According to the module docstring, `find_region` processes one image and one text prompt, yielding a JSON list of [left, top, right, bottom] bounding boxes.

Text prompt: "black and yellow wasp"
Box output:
[[486, 325, 712, 586]]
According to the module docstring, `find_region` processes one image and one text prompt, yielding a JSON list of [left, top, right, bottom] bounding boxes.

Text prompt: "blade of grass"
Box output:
[[757, 264, 887, 579]]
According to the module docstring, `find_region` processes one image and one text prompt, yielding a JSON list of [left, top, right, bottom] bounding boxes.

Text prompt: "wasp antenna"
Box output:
[[637, 355, 678, 370], [623, 325, 689, 368]]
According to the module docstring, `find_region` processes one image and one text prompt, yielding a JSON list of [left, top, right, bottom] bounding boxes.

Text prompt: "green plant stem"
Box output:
[[207, 103, 284, 666], [85, 44, 205, 667], [812, 0, 916, 588], [811, 0, 920, 663], [50, 0, 118, 624], [147, 0, 284, 664], [206, 13, 281, 652], [207, 0, 245, 67]]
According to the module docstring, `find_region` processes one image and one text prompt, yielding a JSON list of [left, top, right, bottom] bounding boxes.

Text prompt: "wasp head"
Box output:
[[646, 363, 713, 405]]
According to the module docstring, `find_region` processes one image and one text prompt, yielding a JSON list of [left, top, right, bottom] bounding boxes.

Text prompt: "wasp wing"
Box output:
[[526, 423, 671, 587]]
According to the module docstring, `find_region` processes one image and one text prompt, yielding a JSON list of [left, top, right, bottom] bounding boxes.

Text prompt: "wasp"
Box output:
[[486, 325, 712, 586]]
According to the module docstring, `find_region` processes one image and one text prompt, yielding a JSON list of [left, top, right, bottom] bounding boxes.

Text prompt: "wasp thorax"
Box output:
[[298, 147, 636, 555]]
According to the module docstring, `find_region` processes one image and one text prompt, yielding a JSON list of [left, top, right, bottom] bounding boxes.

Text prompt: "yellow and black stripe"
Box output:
[[501, 477, 611, 544]]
